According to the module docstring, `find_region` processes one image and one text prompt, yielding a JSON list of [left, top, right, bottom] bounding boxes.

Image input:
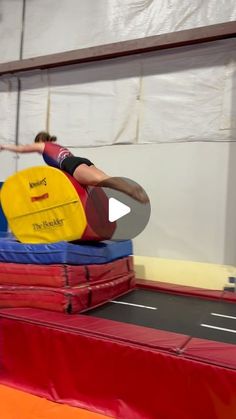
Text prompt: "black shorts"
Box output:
[[60, 156, 94, 176]]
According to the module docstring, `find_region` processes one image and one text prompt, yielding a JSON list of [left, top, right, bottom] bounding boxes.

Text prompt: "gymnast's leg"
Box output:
[[73, 164, 149, 203]]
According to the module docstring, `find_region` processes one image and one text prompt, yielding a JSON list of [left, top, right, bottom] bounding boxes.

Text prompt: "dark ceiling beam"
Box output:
[[0, 21, 235, 76]]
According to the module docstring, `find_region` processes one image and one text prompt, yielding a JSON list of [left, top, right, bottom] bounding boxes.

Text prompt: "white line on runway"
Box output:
[[201, 324, 236, 334], [211, 312, 236, 320], [110, 301, 157, 310]]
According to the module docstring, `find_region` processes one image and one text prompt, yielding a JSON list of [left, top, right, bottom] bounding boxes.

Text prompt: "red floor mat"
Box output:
[[0, 273, 135, 313], [0, 302, 235, 419], [0, 256, 133, 287]]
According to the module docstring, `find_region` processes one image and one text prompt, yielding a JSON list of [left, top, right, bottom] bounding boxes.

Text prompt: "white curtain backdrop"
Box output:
[[23, 0, 236, 57], [0, 77, 18, 142], [5, 38, 234, 148], [0, 0, 23, 63]]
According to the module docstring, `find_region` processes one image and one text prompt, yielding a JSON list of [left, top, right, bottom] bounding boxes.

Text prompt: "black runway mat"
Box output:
[[86, 289, 236, 345]]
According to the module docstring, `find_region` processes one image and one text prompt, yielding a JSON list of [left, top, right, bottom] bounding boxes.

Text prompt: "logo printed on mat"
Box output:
[[29, 177, 47, 188], [32, 218, 64, 230]]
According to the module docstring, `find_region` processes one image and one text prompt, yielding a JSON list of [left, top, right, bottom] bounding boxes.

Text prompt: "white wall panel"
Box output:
[[61, 142, 229, 265]]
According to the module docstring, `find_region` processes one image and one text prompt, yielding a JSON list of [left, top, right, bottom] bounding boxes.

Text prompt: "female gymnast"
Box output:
[[0, 132, 148, 203]]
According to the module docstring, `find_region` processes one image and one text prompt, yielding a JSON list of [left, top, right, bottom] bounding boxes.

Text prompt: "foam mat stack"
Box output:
[[0, 232, 135, 312]]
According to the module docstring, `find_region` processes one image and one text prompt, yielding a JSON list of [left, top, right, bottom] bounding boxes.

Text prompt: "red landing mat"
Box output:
[[0, 256, 133, 287], [0, 273, 135, 313], [0, 299, 235, 419]]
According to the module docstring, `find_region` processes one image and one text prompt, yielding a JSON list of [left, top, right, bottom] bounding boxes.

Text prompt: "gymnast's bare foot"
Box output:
[[129, 185, 149, 204], [98, 176, 149, 204]]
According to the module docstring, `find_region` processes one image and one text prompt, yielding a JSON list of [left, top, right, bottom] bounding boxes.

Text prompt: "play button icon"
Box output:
[[86, 177, 151, 240], [109, 198, 131, 222]]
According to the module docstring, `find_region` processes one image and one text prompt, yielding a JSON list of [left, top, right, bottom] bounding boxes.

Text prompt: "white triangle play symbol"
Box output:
[[109, 197, 131, 222]]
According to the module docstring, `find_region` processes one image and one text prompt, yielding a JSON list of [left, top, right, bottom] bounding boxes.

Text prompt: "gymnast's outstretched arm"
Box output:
[[0, 143, 43, 153]]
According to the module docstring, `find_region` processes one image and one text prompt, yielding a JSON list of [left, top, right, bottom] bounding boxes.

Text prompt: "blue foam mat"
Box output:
[[0, 232, 133, 265]]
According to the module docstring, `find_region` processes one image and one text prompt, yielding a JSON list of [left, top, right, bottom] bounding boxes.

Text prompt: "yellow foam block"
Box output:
[[1, 166, 87, 243]]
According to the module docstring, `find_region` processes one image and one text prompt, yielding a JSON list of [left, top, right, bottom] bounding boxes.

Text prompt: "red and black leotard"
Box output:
[[42, 142, 94, 176], [42, 142, 73, 169]]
